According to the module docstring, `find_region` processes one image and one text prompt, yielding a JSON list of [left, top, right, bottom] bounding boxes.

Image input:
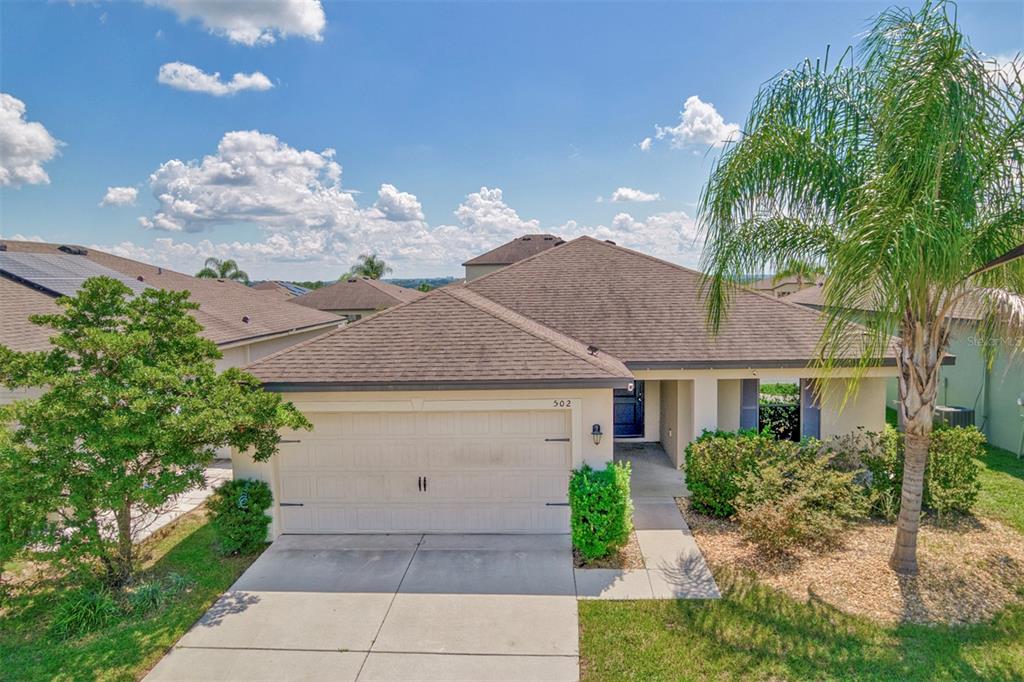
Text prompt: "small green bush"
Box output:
[[569, 462, 633, 561], [207, 479, 274, 555], [126, 580, 166, 614], [925, 426, 985, 517], [685, 430, 791, 517], [50, 586, 121, 638], [734, 453, 866, 555]]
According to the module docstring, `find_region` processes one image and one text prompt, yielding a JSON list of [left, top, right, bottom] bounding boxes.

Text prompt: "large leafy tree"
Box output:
[[196, 257, 250, 284], [342, 253, 392, 280], [699, 1, 1023, 573], [0, 278, 310, 586]]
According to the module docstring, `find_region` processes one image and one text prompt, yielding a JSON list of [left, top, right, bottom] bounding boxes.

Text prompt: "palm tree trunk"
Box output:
[[889, 419, 931, 574]]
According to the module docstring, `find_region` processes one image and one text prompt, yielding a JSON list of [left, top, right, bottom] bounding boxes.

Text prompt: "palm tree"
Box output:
[[417, 282, 433, 292], [699, 1, 1023, 574], [196, 257, 250, 284], [341, 253, 392, 280], [771, 259, 825, 289]]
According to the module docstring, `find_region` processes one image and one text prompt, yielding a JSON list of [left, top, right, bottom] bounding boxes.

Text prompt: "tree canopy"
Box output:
[[196, 257, 250, 284], [341, 253, 392, 280], [0, 277, 309, 585]]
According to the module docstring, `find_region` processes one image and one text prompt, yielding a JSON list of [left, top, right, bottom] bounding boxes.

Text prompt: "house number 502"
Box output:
[[552, 399, 572, 407]]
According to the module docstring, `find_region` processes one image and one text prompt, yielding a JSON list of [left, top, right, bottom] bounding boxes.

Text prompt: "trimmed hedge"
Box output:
[[685, 430, 789, 517], [207, 479, 274, 555], [569, 462, 633, 561]]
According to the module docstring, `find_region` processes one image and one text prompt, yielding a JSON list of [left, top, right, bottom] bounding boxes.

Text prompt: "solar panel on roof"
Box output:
[[0, 253, 149, 298]]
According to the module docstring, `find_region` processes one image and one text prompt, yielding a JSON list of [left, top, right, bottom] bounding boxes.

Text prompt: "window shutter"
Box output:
[[740, 378, 759, 431], [800, 379, 821, 439]]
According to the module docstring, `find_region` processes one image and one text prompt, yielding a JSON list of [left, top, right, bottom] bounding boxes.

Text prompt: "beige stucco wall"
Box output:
[[717, 379, 741, 432], [659, 380, 680, 466], [818, 376, 888, 440], [233, 387, 616, 538], [464, 264, 506, 281]]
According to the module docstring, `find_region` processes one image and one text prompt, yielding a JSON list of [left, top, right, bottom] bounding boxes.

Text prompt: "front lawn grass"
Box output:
[[0, 508, 261, 682], [976, 443, 1024, 534], [579, 569, 1024, 681]]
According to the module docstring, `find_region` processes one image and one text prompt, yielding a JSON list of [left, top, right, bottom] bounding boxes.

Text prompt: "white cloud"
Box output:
[[158, 62, 273, 96], [610, 186, 660, 203], [653, 95, 740, 149], [373, 183, 425, 221], [0, 93, 61, 187], [638, 137, 653, 152], [146, 0, 325, 45], [116, 130, 705, 278], [100, 186, 138, 207]]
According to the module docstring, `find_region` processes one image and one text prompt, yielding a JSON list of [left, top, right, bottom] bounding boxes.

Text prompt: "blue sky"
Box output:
[[1, 1, 1021, 278]]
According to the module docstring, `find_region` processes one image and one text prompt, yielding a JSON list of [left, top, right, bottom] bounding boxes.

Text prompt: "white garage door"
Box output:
[[276, 409, 572, 533]]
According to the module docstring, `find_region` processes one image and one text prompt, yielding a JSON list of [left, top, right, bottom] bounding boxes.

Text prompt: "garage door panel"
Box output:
[[278, 409, 572, 533]]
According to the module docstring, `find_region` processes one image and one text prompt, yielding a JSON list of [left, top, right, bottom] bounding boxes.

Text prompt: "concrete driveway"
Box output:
[[146, 534, 579, 682]]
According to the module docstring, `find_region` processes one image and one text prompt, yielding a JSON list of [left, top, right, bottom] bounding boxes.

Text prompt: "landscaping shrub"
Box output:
[[685, 430, 791, 517], [830, 424, 984, 519], [758, 401, 800, 441], [207, 479, 274, 555], [50, 586, 121, 638], [734, 453, 866, 555], [125, 573, 192, 615], [925, 426, 985, 517], [569, 462, 633, 561]]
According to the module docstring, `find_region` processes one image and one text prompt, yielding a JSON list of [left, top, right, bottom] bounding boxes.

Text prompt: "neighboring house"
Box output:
[[789, 283, 1024, 454], [237, 237, 899, 538], [291, 276, 425, 321], [251, 280, 312, 300], [0, 240, 341, 405], [751, 273, 825, 297], [462, 233, 565, 281]]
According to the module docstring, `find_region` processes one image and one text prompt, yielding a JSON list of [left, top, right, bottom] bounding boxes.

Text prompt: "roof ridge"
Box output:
[[440, 286, 630, 378]]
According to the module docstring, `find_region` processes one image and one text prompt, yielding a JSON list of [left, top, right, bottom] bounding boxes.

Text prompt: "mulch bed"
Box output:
[[676, 497, 1024, 625], [574, 530, 645, 570]]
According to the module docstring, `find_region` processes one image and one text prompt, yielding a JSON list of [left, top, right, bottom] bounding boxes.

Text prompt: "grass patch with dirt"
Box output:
[[975, 444, 1024, 534], [0, 508, 262, 682]]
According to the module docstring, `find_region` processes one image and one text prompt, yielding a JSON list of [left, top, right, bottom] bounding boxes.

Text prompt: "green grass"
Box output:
[[580, 570, 1024, 681], [0, 510, 262, 682], [976, 444, 1024, 534]]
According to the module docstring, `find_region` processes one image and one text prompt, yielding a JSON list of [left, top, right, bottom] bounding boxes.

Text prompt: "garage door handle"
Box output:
[[280, 502, 304, 507], [423, 476, 427, 492], [546, 502, 570, 507], [544, 437, 570, 442]]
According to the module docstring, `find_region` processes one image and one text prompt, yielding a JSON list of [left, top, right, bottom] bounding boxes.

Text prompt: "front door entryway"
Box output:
[[613, 381, 645, 437]]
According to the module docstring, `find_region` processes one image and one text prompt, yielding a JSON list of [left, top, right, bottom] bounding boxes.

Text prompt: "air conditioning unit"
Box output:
[[934, 405, 975, 428]]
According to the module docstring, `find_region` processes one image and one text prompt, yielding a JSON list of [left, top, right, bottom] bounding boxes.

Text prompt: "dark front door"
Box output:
[[613, 381, 645, 437]]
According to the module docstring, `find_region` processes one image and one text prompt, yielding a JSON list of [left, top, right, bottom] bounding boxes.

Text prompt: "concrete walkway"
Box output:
[[135, 460, 232, 541], [576, 443, 719, 600]]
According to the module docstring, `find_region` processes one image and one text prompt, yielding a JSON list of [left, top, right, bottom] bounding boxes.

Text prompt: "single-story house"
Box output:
[[0, 240, 341, 404], [292, 276, 425, 321], [788, 283, 1024, 455], [237, 237, 899, 538], [251, 280, 312, 300], [462, 233, 565, 281]]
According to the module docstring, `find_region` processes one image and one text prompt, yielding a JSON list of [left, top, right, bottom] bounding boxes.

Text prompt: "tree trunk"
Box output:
[[888, 422, 931, 574], [109, 503, 134, 587]]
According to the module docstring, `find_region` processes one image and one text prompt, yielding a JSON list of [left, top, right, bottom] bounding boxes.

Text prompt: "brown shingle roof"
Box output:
[[466, 236, 893, 368], [462, 234, 565, 266], [787, 282, 985, 322], [0, 240, 340, 349], [246, 286, 633, 389], [292, 277, 425, 312], [0, 277, 60, 352]]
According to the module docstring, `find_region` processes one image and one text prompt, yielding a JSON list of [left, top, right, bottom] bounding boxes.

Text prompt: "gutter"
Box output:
[[624, 357, 956, 370], [215, 320, 341, 349], [261, 377, 634, 392]]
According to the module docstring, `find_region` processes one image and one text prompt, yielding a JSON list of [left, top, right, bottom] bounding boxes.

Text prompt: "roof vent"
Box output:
[[603, 240, 616, 246], [586, 344, 599, 356], [348, 278, 357, 283], [543, 236, 553, 241], [521, 236, 532, 241], [157, 267, 163, 275], [0, 244, 7, 252], [242, 315, 250, 324], [136, 275, 145, 282], [58, 245, 87, 255]]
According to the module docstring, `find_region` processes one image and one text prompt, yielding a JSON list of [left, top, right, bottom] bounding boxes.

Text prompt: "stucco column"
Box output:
[[692, 376, 719, 438]]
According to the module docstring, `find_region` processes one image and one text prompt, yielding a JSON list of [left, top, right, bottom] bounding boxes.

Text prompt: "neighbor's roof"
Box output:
[[0, 240, 340, 349], [462, 234, 565, 266], [751, 274, 825, 292], [466, 237, 893, 368], [251, 280, 311, 300], [247, 285, 632, 390], [292, 277, 425, 312], [787, 283, 985, 322], [0, 276, 61, 352]]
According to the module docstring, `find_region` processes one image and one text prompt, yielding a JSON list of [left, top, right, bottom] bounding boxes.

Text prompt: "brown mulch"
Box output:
[[574, 530, 645, 570], [676, 497, 1024, 625]]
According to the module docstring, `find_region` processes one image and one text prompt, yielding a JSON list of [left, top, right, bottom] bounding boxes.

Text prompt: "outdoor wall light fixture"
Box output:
[[592, 424, 603, 445]]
